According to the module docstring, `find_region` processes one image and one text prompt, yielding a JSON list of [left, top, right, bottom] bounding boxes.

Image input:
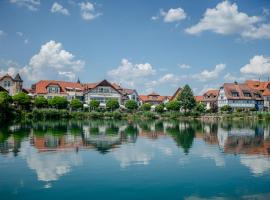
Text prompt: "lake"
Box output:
[[0, 119, 270, 200]]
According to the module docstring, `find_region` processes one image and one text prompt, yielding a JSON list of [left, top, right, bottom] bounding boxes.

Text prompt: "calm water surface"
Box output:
[[0, 119, 270, 200]]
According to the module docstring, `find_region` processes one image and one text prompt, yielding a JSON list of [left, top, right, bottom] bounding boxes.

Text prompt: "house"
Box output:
[[218, 82, 264, 111], [195, 96, 203, 104], [245, 80, 270, 111], [202, 89, 219, 111], [112, 83, 140, 104], [31, 80, 84, 101], [0, 73, 23, 96], [84, 79, 122, 107], [139, 92, 170, 105], [170, 87, 182, 101]]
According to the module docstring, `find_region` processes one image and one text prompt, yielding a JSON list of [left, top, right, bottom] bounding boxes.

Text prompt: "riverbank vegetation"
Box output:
[[1, 89, 270, 124]]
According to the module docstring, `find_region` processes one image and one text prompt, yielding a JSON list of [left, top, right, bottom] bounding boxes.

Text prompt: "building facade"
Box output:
[[202, 89, 219, 111], [218, 82, 264, 111], [0, 73, 23, 96], [139, 92, 171, 105]]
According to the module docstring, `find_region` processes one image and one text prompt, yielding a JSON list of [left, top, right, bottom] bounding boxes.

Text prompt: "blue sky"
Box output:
[[0, 0, 270, 95]]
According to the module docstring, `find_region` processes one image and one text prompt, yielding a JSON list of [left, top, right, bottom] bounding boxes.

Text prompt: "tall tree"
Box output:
[[89, 100, 100, 111], [12, 92, 31, 110], [106, 99, 119, 111], [70, 99, 83, 111], [177, 84, 196, 112]]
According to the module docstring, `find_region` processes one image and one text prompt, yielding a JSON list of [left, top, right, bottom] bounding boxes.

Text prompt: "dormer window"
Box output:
[[231, 91, 239, 97], [48, 85, 60, 93], [243, 91, 251, 97], [254, 93, 261, 98]]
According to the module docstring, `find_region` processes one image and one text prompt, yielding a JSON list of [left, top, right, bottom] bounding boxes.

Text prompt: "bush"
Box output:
[[48, 96, 68, 109], [0, 92, 14, 122], [106, 99, 119, 111], [70, 99, 83, 111], [155, 104, 164, 113], [143, 111, 156, 119], [89, 111, 103, 119], [34, 96, 48, 108], [89, 100, 100, 111], [220, 105, 233, 113], [140, 103, 151, 111], [125, 100, 138, 111], [194, 103, 206, 113], [12, 92, 31, 110], [165, 101, 180, 111]]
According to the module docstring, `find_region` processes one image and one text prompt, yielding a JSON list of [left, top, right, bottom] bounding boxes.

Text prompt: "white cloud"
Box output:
[[21, 40, 85, 82], [152, 7, 186, 23], [224, 73, 250, 82], [79, 1, 102, 21], [179, 64, 190, 69], [51, 2, 70, 16], [0, 30, 6, 37], [16, 31, 29, 44], [10, 0, 40, 11], [193, 63, 226, 82], [160, 8, 186, 23], [107, 58, 156, 87], [145, 73, 180, 93], [185, 1, 270, 39], [0, 59, 21, 77], [240, 55, 270, 75], [16, 31, 23, 37]]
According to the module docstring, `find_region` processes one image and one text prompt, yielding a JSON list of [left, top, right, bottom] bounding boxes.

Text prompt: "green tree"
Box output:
[[12, 92, 31, 110], [165, 101, 181, 111], [0, 92, 13, 121], [125, 100, 138, 111], [140, 103, 151, 111], [177, 84, 196, 112], [89, 100, 100, 111], [195, 102, 206, 113], [48, 96, 68, 109], [220, 105, 233, 112], [70, 99, 83, 111], [106, 99, 119, 111], [155, 104, 164, 113], [34, 96, 48, 108]]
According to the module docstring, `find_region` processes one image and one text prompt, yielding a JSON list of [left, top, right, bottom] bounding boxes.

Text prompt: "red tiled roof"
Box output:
[[203, 89, 219, 101], [223, 82, 263, 100], [139, 93, 166, 103], [34, 80, 84, 94], [245, 80, 270, 96], [195, 96, 203, 102]]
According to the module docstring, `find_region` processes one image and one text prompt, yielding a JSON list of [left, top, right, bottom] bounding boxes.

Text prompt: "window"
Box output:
[[4, 81, 11, 87], [231, 91, 239, 97], [243, 92, 251, 97], [254, 93, 261, 98], [48, 86, 60, 93]]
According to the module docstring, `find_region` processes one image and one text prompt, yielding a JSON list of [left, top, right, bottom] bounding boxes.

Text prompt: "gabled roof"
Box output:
[[203, 89, 219, 101], [14, 73, 23, 82], [0, 86, 8, 92], [33, 80, 84, 94], [84, 79, 122, 95], [195, 96, 203, 102], [245, 80, 270, 96], [171, 87, 182, 101], [222, 82, 263, 100], [139, 93, 166, 103], [148, 92, 160, 96], [0, 73, 23, 82], [0, 74, 13, 81]]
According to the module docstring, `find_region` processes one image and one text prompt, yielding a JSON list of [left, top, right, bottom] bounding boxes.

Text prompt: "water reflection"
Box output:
[[0, 119, 270, 184]]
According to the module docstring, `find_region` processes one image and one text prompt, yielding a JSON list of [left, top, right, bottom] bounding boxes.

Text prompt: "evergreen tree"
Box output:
[[177, 85, 196, 112]]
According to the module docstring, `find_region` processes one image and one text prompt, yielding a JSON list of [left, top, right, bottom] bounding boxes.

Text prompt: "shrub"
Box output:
[[12, 92, 31, 110], [220, 105, 233, 113], [143, 111, 156, 119], [34, 96, 48, 108], [106, 99, 119, 111], [155, 104, 164, 113], [70, 99, 83, 111], [89, 100, 100, 111], [165, 101, 180, 111], [48, 96, 68, 109], [125, 100, 138, 111], [194, 103, 206, 113], [140, 103, 151, 111]]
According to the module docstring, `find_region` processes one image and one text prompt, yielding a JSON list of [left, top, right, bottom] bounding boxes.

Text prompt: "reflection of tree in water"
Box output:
[[166, 122, 195, 154], [138, 120, 151, 132], [121, 124, 138, 143], [155, 121, 164, 132], [106, 125, 119, 135]]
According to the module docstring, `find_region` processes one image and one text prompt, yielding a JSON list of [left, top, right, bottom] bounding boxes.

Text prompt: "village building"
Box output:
[[31, 80, 84, 101], [202, 89, 219, 111], [217, 82, 264, 111], [195, 96, 203, 104], [245, 80, 270, 111], [84, 80, 123, 107], [139, 92, 171, 105], [170, 87, 182, 101], [0, 73, 23, 96]]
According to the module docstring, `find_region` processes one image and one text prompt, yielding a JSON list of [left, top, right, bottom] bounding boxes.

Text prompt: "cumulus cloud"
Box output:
[[152, 7, 186, 23], [193, 64, 226, 82], [0, 59, 21, 77], [20, 40, 85, 82], [179, 64, 190, 69], [107, 58, 156, 88], [79, 1, 101, 21], [51, 2, 70, 16], [185, 1, 270, 39], [9, 0, 40, 11], [145, 73, 180, 92], [240, 55, 270, 75]]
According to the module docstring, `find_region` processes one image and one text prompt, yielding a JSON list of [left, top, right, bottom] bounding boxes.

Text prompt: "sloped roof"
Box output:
[[245, 80, 270, 96], [203, 89, 219, 101], [223, 82, 263, 100], [14, 73, 23, 82], [195, 96, 203, 102], [34, 80, 84, 94]]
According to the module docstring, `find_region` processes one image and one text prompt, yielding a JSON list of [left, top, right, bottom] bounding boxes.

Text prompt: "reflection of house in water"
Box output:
[[138, 121, 166, 139], [202, 124, 219, 145], [217, 127, 270, 155]]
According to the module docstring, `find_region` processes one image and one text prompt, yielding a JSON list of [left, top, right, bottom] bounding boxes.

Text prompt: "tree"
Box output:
[[0, 92, 13, 121], [155, 104, 164, 113], [194, 102, 206, 113], [165, 101, 181, 111], [12, 92, 31, 110], [125, 100, 138, 111], [89, 100, 100, 111], [48, 96, 68, 109], [220, 105, 232, 112], [34, 96, 48, 108], [70, 99, 82, 111], [140, 103, 151, 111], [177, 84, 196, 112], [106, 99, 119, 111]]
